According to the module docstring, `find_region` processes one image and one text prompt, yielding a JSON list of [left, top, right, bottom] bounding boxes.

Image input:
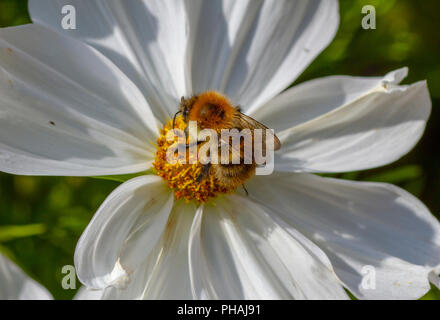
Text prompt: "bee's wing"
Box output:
[[236, 112, 281, 151]]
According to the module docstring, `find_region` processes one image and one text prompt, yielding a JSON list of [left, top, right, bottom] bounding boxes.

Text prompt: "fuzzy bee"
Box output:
[[173, 91, 281, 193]]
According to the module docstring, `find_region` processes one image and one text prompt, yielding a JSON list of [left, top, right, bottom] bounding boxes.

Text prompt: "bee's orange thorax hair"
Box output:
[[188, 91, 236, 131]]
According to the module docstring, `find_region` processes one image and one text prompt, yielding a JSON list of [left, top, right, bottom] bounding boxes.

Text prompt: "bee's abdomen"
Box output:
[[212, 163, 256, 189]]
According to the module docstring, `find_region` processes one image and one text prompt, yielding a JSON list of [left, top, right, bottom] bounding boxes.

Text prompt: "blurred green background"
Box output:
[[0, 0, 439, 299]]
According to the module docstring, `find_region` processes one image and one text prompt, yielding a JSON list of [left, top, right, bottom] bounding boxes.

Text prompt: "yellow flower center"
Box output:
[[153, 116, 234, 203]]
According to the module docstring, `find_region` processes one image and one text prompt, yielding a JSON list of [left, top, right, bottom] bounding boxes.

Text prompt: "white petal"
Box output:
[[428, 266, 440, 290], [73, 287, 104, 300], [188, 205, 209, 299], [140, 202, 196, 300], [99, 244, 163, 300], [0, 25, 158, 176], [272, 69, 431, 173], [187, 0, 339, 112], [0, 253, 52, 300], [90, 202, 197, 300], [189, 196, 347, 300], [74, 175, 173, 290], [29, 0, 189, 121], [248, 173, 440, 299], [252, 68, 407, 132]]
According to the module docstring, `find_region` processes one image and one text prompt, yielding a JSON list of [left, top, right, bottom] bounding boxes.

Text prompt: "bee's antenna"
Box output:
[[172, 110, 182, 129]]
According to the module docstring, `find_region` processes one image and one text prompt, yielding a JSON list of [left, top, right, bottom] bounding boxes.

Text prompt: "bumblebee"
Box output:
[[174, 91, 281, 193]]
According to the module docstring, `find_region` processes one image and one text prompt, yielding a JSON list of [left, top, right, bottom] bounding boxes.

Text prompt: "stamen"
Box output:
[[153, 116, 233, 203]]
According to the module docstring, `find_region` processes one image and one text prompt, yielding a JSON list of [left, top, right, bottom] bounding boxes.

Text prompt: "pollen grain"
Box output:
[[153, 116, 231, 203]]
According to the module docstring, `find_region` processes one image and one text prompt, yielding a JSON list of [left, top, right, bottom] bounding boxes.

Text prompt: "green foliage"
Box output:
[[0, 0, 439, 300], [0, 0, 30, 27], [421, 285, 440, 300], [0, 175, 119, 299], [0, 223, 46, 242], [92, 170, 155, 183]]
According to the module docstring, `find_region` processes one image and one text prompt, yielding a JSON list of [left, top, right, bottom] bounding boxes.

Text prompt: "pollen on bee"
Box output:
[[153, 116, 233, 203]]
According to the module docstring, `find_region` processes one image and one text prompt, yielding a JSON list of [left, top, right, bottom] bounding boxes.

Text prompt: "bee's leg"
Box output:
[[242, 184, 249, 196], [176, 139, 202, 151], [197, 164, 211, 183]]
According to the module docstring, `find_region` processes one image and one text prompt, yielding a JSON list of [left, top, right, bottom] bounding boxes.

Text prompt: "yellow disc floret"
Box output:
[[153, 116, 232, 203]]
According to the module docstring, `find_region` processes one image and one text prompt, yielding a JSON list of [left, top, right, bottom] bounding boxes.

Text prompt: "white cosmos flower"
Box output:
[[0, 0, 439, 300], [0, 252, 102, 300]]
